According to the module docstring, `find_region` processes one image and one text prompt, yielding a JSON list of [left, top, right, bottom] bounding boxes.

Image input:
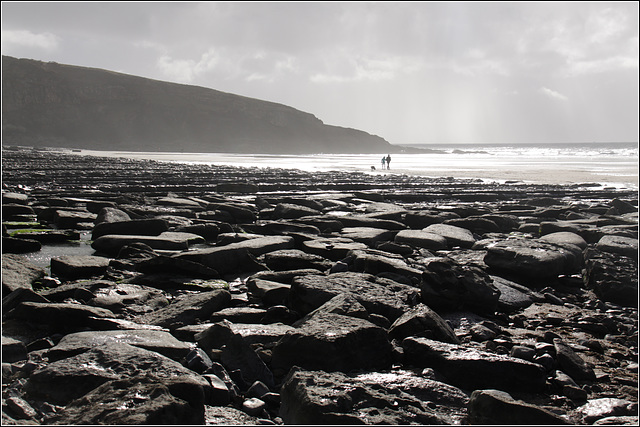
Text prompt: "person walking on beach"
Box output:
[[381, 156, 386, 170], [386, 154, 391, 169]]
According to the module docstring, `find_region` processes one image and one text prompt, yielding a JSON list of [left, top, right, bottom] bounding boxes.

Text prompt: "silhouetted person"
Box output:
[[381, 156, 386, 169], [386, 154, 391, 169]]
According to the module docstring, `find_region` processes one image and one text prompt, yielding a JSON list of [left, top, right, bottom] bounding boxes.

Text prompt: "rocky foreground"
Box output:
[[2, 146, 638, 425]]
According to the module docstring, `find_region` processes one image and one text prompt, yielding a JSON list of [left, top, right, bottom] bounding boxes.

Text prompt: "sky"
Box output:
[[2, 1, 639, 145]]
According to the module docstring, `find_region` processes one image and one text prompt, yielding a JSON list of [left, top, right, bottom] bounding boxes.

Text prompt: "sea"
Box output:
[[76, 142, 639, 190]]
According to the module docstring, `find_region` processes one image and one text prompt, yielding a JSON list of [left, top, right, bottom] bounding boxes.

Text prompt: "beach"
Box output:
[[2, 146, 638, 425], [73, 142, 639, 189]]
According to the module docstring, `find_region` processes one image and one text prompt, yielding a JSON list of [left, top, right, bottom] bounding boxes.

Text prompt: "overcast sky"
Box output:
[[2, 2, 638, 145]]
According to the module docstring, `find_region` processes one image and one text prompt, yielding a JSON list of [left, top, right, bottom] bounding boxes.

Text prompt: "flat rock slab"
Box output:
[[135, 289, 231, 330], [46, 375, 204, 425], [5, 301, 115, 332], [394, 229, 448, 250], [47, 330, 194, 362], [271, 312, 392, 375], [540, 231, 588, 250], [229, 322, 296, 346], [92, 233, 198, 255], [25, 342, 210, 406], [50, 255, 111, 280], [92, 218, 169, 239], [2, 254, 46, 294], [339, 227, 397, 246], [596, 235, 638, 258], [175, 236, 295, 274], [301, 237, 368, 261], [422, 223, 476, 249], [280, 368, 468, 424], [289, 271, 420, 321], [468, 389, 570, 425], [483, 238, 583, 279], [402, 337, 547, 393]]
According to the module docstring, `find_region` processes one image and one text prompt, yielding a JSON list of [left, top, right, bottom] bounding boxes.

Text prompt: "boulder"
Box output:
[[50, 255, 111, 280], [92, 233, 195, 255], [2, 254, 46, 295], [246, 278, 291, 307], [53, 209, 97, 228], [195, 321, 275, 389], [273, 203, 322, 219], [135, 289, 231, 330], [350, 249, 423, 282], [553, 338, 596, 381], [443, 216, 501, 235], [289, 272, 420, 321], [92, 218, 169, 240], [583, 248, 638, 308], [484, 238, 583, 280], [394, 229, 448, 250], [280, 368, 468, 424], [574, 398, 638, 424], [2, 335, 28, 363], [468, 389, 569, 424], [339, 227, 397, 246], [402, 337, 547, 392], [209, 307, 267, 324], [388, 303, 460, 344], [25, 343, 210, 407], [47, 329, 194, 362], [5, 301, 115, 332], [1, 236, 42, 254], [337, 215, 406, 230], [260, 249, 332, 272], [45, 375, 204, 425], [421, 257, 501, 315], [271, 312, 393, 375], [94, 207, 131, 225], [174, 236, 295, 275], [302, 237, 368, 261], [540, 231, 588, 250], [422, 223, 476, 249], [596, 235, 638, 258]]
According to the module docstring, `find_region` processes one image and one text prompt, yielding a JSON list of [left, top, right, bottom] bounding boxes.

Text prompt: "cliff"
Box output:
[[1, 56, 397, 154]]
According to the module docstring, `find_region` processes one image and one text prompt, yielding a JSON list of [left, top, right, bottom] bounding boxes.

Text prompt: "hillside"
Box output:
[[1, 56, 398, 154]]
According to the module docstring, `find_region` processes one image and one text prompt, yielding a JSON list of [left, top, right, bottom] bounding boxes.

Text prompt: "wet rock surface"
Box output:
[[1, 147, 638, 425]]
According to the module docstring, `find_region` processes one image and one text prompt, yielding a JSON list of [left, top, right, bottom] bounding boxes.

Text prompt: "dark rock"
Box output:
[[174, 235, 294, 275], [5, 301, 115, 332], [215, 182, 259, 193], [2, 335, 28, 363], [1, 236, 42, 254], [289, 272, 419, 321], [92, 218, 169, 240], [574, 398, 637, 424], [394, 229, 447, 250], [350, 249, 423, 282], [46, 329, 193, 362], [210, 307, 267, 324], [553, 338, 596, 381], [402, 337, 547, 392], [25, 342, 209, 407], [468, 389, 569, 424], [596, 235, 638, 258], [246, 278, 291, 307], [195, 321, 275, 389], [273, 203, 322, 219], [92, 231, 202, 255], [583, 248, 638, 307], [388, 303, 460, 344], [484, 237, 583, 280], [45, 375, 204, 425], [302, 237, 368, 261], [421, 257, 501, 315], [279, 368, 468, 424], [135, 288, 231, 330], [337, 216, 406, 230], [261, 249, 332, 272], [444, 216, 501, 235], [404, 210, 460, 229], [492, 275, 539, 312], [53, 209, 97, 229], [94, 207, 131, 225], [540, 231, 588, 250], [294, 293, 369, 326], [422, 223, 476, 248], [339, 226, 397, 246], [50, 255, 110, 280], [2, 254, 46, 295], [185, 347, 213, 373], [271, 312, 392, 375]]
